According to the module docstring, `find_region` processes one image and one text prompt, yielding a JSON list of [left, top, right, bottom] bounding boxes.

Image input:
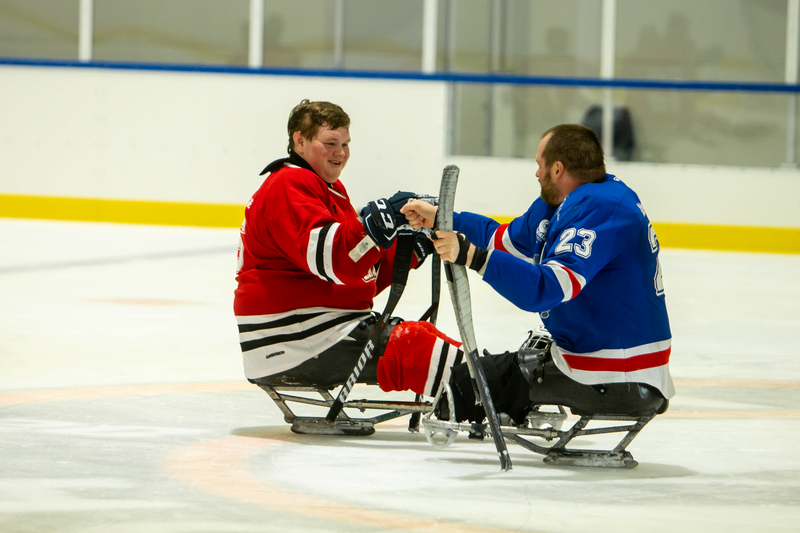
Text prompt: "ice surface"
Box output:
[[1, 219, 798, 533]]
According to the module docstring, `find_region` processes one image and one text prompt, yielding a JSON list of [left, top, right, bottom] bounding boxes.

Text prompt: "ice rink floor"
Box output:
[[1, 218, 799, 533]]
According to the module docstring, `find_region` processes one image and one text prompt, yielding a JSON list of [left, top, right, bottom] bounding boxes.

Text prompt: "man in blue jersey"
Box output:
[[396, 124, 674, 423]]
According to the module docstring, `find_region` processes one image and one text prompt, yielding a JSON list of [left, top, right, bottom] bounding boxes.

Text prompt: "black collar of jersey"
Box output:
[[259, 151, 315, 176]]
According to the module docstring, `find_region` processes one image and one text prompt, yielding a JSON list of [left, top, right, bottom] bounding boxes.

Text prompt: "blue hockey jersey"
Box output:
[[455, 174, 674, 398]]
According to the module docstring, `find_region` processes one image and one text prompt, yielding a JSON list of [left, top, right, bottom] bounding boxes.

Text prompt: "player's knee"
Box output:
[[377, 321, 462, 396]]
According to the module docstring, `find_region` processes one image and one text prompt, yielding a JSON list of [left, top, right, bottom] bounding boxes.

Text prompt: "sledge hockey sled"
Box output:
[[255, 383, 431, 436], [256, 366, 665, 467], [421, 332, 668, 469], [422, 387, 664, 468], [252, 230, 438, 437]]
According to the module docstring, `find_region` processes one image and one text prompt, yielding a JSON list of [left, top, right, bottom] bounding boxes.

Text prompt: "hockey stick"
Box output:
[[436, 165, 512, 471], [409, 251, 441, 432], [326, 233, 416, 423], [428, 255, 441, 324]]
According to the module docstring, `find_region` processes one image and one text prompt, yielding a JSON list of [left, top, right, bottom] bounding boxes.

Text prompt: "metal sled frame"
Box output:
[[421, 383, 657, 468], [257, 384, 432, 436]]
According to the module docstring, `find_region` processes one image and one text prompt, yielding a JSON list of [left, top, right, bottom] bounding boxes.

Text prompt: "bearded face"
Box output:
[[539, 163, 560, 206]]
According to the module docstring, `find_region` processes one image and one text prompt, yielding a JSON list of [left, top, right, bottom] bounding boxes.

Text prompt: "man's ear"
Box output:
[[292, 131, 306, 152], [552, 161, 565, 180]]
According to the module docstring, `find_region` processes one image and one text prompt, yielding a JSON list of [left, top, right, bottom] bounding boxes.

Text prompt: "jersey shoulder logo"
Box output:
[[536, 219, 550, 242]]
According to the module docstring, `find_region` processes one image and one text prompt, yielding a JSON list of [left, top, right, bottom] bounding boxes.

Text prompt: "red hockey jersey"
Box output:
[[234, 159, 403, 379]]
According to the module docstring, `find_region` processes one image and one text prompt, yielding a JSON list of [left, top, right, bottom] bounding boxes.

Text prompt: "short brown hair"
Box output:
[[541, 124, 606, 184], [287, 99, 350, 153]]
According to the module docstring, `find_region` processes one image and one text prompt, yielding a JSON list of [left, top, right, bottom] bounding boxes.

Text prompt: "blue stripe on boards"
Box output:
[[2, 56, 800, 94]]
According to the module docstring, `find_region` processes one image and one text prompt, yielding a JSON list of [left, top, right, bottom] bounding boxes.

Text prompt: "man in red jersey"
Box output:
[[234, 100, 464, 402]]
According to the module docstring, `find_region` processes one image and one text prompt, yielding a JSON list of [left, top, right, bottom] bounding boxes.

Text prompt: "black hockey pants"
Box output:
[[449, 351, 668, 424], [250, 315, 390, 390]]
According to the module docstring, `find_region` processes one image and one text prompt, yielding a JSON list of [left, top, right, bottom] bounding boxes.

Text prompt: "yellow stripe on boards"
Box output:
[[0, 194, 244, 228], [651, 222, 800, 255], [485, 215, 800, 255], [1, 195, 798, 254]]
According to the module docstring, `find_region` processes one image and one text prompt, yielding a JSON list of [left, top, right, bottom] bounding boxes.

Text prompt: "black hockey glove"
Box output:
[[359, 191, 417, 249], [412, 232, 434, 265], [452, 233, 488, 272], [387, 190, 418, 209]]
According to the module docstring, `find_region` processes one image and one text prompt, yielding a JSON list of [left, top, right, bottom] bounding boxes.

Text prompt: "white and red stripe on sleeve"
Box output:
[[488, 223, 535, 264], [544, 260, 587, 302]]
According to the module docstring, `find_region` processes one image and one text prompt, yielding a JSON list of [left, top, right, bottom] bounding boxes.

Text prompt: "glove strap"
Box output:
[[455, 233, 470, 265], [469, 247, 488, 272]]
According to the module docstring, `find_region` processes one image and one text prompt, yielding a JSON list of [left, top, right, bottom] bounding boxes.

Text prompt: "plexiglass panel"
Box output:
[[440, 0, 490, 73], [93, 0, 249, 65], [1, 0, 796, 168], [612, 0, 789, 166], [259, 0, 424, 70], [617, 88, 788, 167], [0, 0, 79, 60], [342, 0, 423, 71], [616, 0, 786, 83], [260, 0, 335, 69], [449, 0, 602, 157], [440, 0, 601, 76], [450, 0, 792, 166], [507, 0, 602, 77], [451, 84, 606, 158]]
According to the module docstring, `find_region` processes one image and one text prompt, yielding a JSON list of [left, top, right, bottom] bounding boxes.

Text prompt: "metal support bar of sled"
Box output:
[[422, 395, 657, 468], [258, 385, 432, 435], [506, 413, 655, 468]]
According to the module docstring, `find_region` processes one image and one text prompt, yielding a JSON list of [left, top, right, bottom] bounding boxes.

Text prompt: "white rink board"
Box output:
[[1, 64, 800, 228]]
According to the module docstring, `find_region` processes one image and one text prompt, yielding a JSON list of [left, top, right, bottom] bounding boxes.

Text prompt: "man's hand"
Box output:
[[401, 200, 437, 230], [432, 231, 474, 265]]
